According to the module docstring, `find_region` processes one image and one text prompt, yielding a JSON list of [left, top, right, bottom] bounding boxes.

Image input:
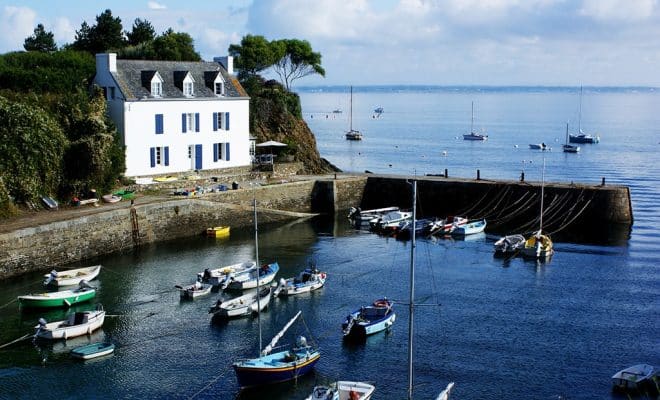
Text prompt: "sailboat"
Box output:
[[345, 86, 363, 140], [562, 122, 580, 153], [209, 199, 272, 319], [569, 87, 600, 144], [232, 310, 320, 387], [522, 159, 554, 259], [462, 101, 487, 140]]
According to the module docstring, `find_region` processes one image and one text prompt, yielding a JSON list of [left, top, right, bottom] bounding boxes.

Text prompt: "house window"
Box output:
[[150, 146, 169, 167], [213, 112, 230, 131], [183, 81, 194, 97], [182, 113, 200, 133], [151, 81, 162, 97], [213, 143, 231, 162], [215, 82, 225, 96]]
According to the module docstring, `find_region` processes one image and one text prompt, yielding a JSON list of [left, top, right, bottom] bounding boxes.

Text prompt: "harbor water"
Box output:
[[0, 87, 659, 399]]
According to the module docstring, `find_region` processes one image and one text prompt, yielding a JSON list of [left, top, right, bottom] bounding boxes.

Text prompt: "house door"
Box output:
[[194, 144, 203, 170]]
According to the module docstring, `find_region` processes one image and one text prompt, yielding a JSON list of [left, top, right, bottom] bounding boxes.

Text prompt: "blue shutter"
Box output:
[[195, 113, 200, 132], [164, 146, 169, 166], [225, 143, 230, 161], [213, 113, 218, 131], [225, 112, 230, 130], [213, 143, 218, 162], [195, 144, 203, 170], [155, 114, 163, 134], [181, 113, 187, 133], [150, 147, 155, 167]]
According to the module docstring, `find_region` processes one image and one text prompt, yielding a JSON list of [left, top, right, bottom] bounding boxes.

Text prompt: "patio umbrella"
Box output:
[[255, 140, 287, 164]]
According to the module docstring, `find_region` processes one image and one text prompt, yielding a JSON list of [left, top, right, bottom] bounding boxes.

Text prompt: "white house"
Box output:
[[94, 53, 251, 177]]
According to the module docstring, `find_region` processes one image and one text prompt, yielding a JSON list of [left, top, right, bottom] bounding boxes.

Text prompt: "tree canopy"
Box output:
[[71, 9, 125, 54], [229, 35, 324, 89], [23, 24, 57, 52], [126, 18, 156, 46], [152, 29, 201, 61]]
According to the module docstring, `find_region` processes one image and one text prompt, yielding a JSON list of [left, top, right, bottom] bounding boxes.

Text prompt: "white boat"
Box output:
[[274, 267, 326, 296], [226, 262, 279, 290], [569, 87, 600, 144], [429, 216, 468, 235], [450, 219, 486, 236], [463, 101, 487, 140], [209, 287, 272, 319], [529, 143, 550, 151], [348, 206, 399, 224], [178, 281, 213, 299], [345, 86, 363, 140], [612, 364, 656, 391], [307, 381, 375, 400], [493, 234, 526, 257], [197, 261, 257, 289], [562, 122, 580, 153], [369, 210, 412, 231], [34, 307, 106, 340], [43, 265, 101, 287]]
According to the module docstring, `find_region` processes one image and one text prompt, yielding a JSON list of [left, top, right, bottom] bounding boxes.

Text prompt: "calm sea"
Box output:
[[0, 86, 658, 400]]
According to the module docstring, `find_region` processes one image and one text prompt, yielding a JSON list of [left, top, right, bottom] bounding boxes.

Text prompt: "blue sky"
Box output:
[[1, 0, 659, 87]]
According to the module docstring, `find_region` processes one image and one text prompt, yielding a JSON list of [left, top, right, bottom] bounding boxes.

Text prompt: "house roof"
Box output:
[[113, 59, 247, 100]]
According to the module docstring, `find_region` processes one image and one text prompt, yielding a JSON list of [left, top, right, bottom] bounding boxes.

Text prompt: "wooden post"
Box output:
[[477, 170, 480, 180], [444, 169, 448, 178], [601, 177, 605, 186], [520, 172, 525, 182]]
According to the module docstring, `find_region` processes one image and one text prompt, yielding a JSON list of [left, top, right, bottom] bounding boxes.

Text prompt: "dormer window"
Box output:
[[184, 81, 194, 97], [151, 81, 162, 97], [214, 82, 225, 96]]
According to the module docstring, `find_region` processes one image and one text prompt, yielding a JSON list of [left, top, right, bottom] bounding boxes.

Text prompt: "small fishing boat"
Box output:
[[198, 261, 257, 288], [522, 231, 554, 259], [529, 143, 550, 150], [70, 341, 115, 360], [34, 307, 106, 340], [102, 194, 122, 203], [233, 310, 320, 387], [369, 210, 412, 232], [43, 265, 101, 287], [19, 281, 96, 309], [209, 286, 271, 319], [493, 234, 526, 257], [396, 218, 439, 239], [206, 226, 230, 237], [274, 267, 326, 296], [342, 298, 396, 340], [307, 381, 375, 400], [429, 216, 468, 235], [348, 206, 399, 226], [226, 262, 280, 291], [451, 219, 487, 237], [612, 364, 656, 392], [177, 281, 213, 299]]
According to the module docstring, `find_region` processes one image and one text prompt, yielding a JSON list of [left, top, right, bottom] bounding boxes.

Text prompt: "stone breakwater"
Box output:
[[0, 175, 631, 279]]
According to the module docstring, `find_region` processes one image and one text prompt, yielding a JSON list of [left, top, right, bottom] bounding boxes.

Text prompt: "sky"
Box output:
[[1, 0, 659, 87]]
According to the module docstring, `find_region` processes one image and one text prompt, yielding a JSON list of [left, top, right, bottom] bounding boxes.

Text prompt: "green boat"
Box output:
[[113, 189, 135, 200], [18, 282, 96, 309]]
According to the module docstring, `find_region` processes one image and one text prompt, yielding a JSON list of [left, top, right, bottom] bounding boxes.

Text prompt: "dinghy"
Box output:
[[71, 342, 115, 360], [43, 265, 101, 287], [19, 281, 96, 309], [342, 298, 396, 340], [273, 266, 326, 296], [34, 307, 105, 340]]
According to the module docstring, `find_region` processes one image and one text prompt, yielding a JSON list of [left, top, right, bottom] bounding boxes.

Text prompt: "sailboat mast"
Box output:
[[254, 198, 262, 355], [349, 86, 353, 132], [565, 122, 569, 146], [539, 158, 545, 232], [470, 101, 474, 134], [578, 86, 583, 134], [407, 180, 416, 400]]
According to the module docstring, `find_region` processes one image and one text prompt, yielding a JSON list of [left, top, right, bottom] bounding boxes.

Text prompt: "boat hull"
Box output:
[[233, 350, 320, 388], [35, 310, 105, 340], [19, 289, 96, 309], [71, 342, 115, 360], [227, 262, 279, 290], [44, 265, 101, 287]]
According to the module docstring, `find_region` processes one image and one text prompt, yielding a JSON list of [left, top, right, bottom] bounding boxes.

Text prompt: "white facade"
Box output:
[[94, 53, 251, 177]]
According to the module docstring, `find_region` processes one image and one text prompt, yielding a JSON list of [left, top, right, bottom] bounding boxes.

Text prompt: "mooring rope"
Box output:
[[0, 298, 17, 310], [487, 192, 539, 228], [188, 365, 233, 400], [473, 186, 512, 220], [455, 185, 498, 217], [467, 186, 510, 219], [0, 333, 33, 350], [548, 197, 594, 236]]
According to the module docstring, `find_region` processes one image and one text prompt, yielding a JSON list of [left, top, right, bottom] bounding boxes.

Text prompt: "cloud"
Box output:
[[579, 0, 657, 21], [0, 6, 36, 53], [53, 17, 75, 46], [148, 1, 167, 10]]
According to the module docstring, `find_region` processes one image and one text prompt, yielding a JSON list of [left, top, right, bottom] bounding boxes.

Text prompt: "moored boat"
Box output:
[[34, 307, 106, 340], [70, 341, 115, 360], [102, 194, 122, 203], [198, 261, 257, 288], [463, 102, 487, 140], [369, 210, 412, 232], [307, 381, 375, 400], [206, 226, 230, 237], [273, 266, 326, 296], [342, 298, 395, 340], [226, 262, 280, 291], [43, 265, 101, 287], [19, 281, 96, 309], [450, 219, 487, 237], [209, 286, 271, 319], [345, 86, 363, 141], [348, 206, 399, 225], [493, 234, 526, 257], [232, 310, 320, 387], [178, 281, 213, 299], [563, 123, 580, 153], [611, 363, 656, 392], [429, 216, 468, 235], [522, 231, 554, 259]]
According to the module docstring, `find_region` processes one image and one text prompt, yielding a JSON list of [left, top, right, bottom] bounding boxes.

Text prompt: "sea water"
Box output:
[[0, 87, 658, 400]]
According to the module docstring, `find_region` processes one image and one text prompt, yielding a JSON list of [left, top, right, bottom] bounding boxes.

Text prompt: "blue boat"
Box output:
[[450, 218, 487, 237], [226, 262, 280, 290], [233, 311, 320, 388], [70, 341, 115, 360], [342, 298, 396, 340]]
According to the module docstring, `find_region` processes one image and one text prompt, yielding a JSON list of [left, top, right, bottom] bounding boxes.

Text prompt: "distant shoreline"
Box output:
[[297, 85, 659, 93]]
